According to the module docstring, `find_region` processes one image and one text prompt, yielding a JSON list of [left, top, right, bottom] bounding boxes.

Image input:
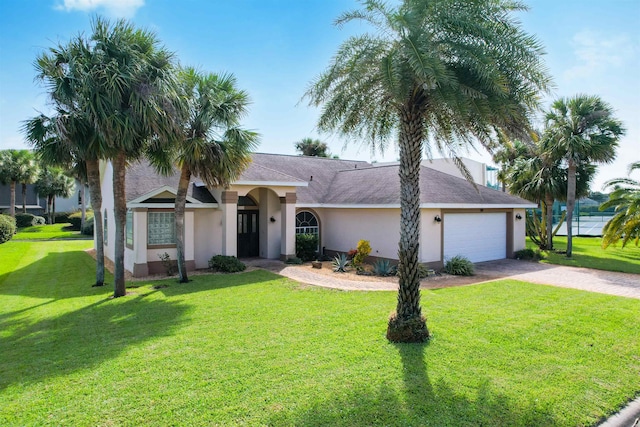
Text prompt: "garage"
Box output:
[[443, 212, 507, 263]]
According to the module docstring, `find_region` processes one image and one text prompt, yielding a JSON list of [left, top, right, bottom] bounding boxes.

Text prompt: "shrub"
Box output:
[[295, 233, 318, 261], [444, 255, 475, 276], [82, 220, 94, 236], [68, 211, 94, 231], [33, 216, 46, 225], [157, 252, 177, 276], [417, 264, 436, 278], [0, 214, 17, 244], [514, 248, 544, 261], [346, 249, 357, 260], [285, 257, 303, 265], [15, 213, 38, 228], [372, 259, 397, 277], [332, 253, 350, 272], [54, 212, 72, 224], [352, 240, 371, 267], [208, 255, 246, 273]]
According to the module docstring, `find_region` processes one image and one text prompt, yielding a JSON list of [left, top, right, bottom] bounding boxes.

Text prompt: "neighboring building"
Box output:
[[99, 153, 535, 277], [0, 180, 90, 216]]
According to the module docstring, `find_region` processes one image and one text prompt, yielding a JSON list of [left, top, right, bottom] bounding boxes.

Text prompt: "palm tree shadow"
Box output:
[[0, 290, 190, 391]]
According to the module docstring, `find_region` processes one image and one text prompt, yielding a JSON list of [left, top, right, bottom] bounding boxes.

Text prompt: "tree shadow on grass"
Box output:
[[270, 342, 557, 426], [0, 249, 113, 299], [0, 290, 190, 391]]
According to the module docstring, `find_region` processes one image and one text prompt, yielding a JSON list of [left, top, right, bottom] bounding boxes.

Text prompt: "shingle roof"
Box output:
[[125, 161, 216, 203], [123, 153, 533, 207]]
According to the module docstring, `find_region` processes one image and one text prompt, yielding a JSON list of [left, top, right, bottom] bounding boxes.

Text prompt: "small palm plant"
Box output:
[[332, 253, 350, 273]]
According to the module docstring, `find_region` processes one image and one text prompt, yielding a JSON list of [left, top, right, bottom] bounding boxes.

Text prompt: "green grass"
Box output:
[[1, 241, 639, 426], [527, 236, 640, 274], [13, 223, 89, 240]]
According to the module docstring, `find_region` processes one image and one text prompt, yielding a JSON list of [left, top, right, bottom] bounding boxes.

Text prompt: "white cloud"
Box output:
[[55, 0, 145, 18], [563, 30, 635, 80]]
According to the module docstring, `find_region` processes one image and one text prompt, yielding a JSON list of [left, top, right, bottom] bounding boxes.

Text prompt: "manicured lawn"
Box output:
[[527, 236, 640, 274], [13, 223, 89, 240], [1, 241, 639, 426]]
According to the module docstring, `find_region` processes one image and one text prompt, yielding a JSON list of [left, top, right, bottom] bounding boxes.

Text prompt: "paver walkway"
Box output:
[[246, 258, 640, 299]]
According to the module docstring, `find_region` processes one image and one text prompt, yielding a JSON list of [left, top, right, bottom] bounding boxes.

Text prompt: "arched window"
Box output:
[[296, 211, 319, 235]]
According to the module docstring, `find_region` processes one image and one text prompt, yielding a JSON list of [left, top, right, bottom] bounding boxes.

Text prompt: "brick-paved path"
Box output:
[[248, 259, 640, 299]]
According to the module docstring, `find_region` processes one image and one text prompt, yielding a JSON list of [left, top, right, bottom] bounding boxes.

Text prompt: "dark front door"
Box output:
[[237, 211, 259, 258]]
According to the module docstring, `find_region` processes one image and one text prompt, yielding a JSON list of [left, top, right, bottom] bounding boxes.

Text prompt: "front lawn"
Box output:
[[1, 241, 639, 426], [527, 236, 640, 274], [13, 223, 89, 240]]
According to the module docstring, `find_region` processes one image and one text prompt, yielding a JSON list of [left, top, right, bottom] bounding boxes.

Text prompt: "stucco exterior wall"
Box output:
[[254, 188, 282, 259], [99, 161, 116, 262], [420, 208, 443, 263], [513, 208, 527, 252], [194, 209, 222, 269], [423, 158, 486, 185]]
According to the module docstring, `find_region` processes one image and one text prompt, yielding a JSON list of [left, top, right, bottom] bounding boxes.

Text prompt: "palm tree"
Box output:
[[305, 0, 551, 342], [295, 138, 330, 157], [0, 149, 34, 217], [166, 68, 258, 283], [23, 112, 107, 286], [544, 95, 625, 257], [600, 161, 640, 248], [16, 151, 40, 214], [37, 18, 181, 297], [35, 167, 75, 224]]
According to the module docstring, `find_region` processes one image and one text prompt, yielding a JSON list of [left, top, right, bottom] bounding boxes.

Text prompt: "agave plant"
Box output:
[[332, 253, 350, 273], [373, 259, 397, 277]]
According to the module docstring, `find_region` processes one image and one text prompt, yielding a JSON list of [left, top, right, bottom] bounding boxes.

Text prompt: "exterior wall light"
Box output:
[[270, 216, 276, 223], [434, 215, 442, 223], [515, 213, 522, 220]]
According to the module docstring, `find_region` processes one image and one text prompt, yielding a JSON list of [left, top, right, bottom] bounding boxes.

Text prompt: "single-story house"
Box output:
[[98, 153, 535, 277]]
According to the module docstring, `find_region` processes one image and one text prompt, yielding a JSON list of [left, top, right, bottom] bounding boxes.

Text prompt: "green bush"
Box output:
[[54, 212, 72, 224], [208, 255, 246, 273], [295, 233, 318, 261], [82, 220, 94, 236], [15, 213, 39, 228], [444, 255, 474, 276], [0, 214, 17, 244], [285, 257, 303, 265], [68, 211, 94, 231], [33, 216, 46, 225], [514, 248, 544, 261], [417, 264, 436, 278]]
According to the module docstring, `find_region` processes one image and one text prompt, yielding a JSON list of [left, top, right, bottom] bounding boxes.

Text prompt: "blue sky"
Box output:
[[0, 0, 638, 190]]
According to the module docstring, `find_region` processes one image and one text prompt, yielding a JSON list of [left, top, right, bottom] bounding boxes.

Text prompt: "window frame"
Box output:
[[147, 210, 176, 248]]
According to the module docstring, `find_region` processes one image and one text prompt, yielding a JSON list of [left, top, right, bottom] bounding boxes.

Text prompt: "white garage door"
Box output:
[[443, 212, 506, 263]]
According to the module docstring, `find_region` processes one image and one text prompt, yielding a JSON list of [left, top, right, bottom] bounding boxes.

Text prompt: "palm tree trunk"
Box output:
[[52, 197, 56, 224], [545, 193, 554, 250], [47, 195, 53, 224], [175, 165, 190, 283], [9, 181, 16, 217], [565, 159, 577, 257], [386, 106, 429, 343], [112, 152, 127, 297], [87, 159, 105, 287], [80, 183, 86, 231], [22, 183, 27, 213]]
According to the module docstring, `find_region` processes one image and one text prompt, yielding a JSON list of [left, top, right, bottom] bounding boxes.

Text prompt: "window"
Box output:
[[125, 210, 133, 247], [296, 211, 319, 235], [103, 210, 108, 246], [148, 211, 175, 245]]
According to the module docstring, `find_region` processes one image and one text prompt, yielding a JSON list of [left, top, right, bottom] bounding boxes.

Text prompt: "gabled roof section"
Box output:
[[128, 185, 200, 204], [125, 161, 217, 204]]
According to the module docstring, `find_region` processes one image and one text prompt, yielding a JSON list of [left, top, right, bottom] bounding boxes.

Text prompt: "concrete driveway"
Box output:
[[255, 258, 640, 299]]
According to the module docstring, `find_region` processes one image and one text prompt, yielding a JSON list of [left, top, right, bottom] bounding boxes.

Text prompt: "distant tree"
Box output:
[[0, 149, 35, 217], [305, 0, 551, 342], [545, 95, 625, 257], [35, 168, 75, 224], [295, 138, 330, 157], [164, 67, 258, 283], [600, 161, 640, 248], [17, 151, 40, 213]]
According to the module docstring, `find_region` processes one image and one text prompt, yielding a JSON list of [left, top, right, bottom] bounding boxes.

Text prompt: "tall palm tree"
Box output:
[[295, 138, 330, 157], [165, 68, 258, 283], [600, 161, 640, 248], [23, 112, 107, 286], [305, 0, 551, 342], [544, 95, 625, 257], [16, 151, 40, 214], [37, 18, 181, 297]]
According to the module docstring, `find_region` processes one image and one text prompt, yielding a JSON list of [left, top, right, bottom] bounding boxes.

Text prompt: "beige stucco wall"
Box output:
[[194, 209, 223, 269], [253, 188, 282, 259], [98, 161, 116, 263], [513, 208, 527, 252], [420, 208, 443, 263], [424, 158, 486, 185]]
